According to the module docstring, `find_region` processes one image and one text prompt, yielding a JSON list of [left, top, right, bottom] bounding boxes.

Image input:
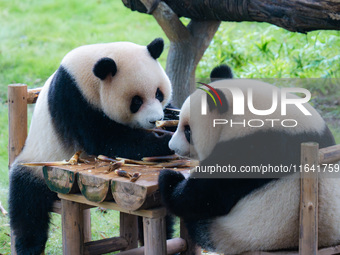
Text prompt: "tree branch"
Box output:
[[123, 0, 340, 33]]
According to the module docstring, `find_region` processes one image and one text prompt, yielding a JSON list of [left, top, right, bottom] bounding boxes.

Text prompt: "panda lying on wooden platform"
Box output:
[[159, 66, 340, 254], [9, 38, 174, 254]]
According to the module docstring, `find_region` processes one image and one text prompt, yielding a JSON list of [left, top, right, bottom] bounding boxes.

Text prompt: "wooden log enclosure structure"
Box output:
[[8, 84, 340, 254], [122, 0, 340, 107]]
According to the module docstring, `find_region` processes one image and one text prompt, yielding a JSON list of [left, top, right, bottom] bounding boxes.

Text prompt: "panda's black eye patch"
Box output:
[[130, 95, 143, 113], [156, 88, 164, 102], [184, 125, 191, 144]]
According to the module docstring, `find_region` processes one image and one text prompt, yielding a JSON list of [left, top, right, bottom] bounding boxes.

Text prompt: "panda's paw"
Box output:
[[158, 169, 185, 199]]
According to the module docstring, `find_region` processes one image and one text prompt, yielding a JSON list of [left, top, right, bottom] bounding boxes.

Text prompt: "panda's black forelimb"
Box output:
[[9, 164, 58, 255]]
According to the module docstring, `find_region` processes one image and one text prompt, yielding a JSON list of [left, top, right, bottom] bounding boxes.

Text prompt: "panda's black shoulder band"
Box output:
[[147, 38, 164, 59], [93, 57, 117, 80]]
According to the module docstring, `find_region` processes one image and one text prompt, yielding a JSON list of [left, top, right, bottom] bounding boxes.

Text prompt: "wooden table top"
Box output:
[[43, 158, 191, 211]]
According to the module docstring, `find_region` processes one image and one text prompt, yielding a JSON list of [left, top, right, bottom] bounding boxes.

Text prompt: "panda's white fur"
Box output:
[[210, 176, 340, 254], [9, 38, 174, 254], [159, 70, 339, 254]]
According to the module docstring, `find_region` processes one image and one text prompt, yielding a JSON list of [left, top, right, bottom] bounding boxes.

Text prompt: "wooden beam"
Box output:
[[117, 237, 187, 255], [319, 144, 340, 164], [84, 237, 128, 255], [58, 194, 167, 219], [27, 87, 42, 104], [299, 142, 319, 255]]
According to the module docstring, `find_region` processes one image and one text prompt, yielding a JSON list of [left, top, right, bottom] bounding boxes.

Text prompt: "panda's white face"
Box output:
[[169, 98, 193, 157], [61, 39, 172, 129]]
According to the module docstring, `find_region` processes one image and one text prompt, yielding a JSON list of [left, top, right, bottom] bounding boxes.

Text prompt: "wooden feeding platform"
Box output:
[[41, 156, 199, 255], [43, 157, 191, 211]]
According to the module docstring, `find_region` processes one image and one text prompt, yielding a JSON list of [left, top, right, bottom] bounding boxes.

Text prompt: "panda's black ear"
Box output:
[[93, 57, 117, 80], [147, 38, 164, 59], [207, 89, 229, 114], [210, 65, 233, 81]]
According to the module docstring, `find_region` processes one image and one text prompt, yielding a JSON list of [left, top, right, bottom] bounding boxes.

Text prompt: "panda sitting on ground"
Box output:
[[159, 65, 340, 254], [9, 38, 175, 254]]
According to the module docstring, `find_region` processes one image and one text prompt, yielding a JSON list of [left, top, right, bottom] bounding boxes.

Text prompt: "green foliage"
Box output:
[[0, 0, 339, 254], [197, 23, 340, 81]]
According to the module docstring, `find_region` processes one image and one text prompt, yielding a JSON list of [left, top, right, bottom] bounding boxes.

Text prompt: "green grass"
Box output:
[[0, 0, 339, 254]]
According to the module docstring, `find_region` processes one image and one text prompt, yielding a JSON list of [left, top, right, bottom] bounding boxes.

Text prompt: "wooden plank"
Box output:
[[180, 218, 201, 255], [43, 164, 96, 194], [61, 199, 85, 255], [8, 84, 28, 255], [58, 193, 167, 218], [120, 213, 138, 250], [117, 238, 187, 255], [27, 87, 42, 104], [299, 142, 319, 255], [319, 144, 340, 164], [84, 237, 128, 255], [143, 216, 167, 255]]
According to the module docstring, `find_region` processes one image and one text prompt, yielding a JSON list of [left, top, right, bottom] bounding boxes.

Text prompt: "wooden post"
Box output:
[[62, 199, 85, 255], [143, 216, 167, 255], [120, 212, 139, 251], [8, 84, 28, 255], [8, 84, 28, 167], [83, 208, 92, 243], [299, 142, 319, 255], [180, 218, 201, 255]]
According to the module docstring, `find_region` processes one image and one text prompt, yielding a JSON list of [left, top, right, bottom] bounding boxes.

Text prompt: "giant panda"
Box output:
[[159, 66, 340, 254], [9, 38, 175, 254]]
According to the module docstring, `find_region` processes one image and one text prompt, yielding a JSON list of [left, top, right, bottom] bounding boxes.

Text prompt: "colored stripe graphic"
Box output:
[[197, 82, 223, 106], [198, 87, 217, 106]]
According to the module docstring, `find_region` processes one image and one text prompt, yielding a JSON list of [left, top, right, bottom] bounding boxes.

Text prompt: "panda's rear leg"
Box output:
[[9, 164, 58, 255]]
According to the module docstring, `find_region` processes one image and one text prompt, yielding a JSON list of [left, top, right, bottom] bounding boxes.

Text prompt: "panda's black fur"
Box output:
[[9, 39, 175, 254], [159, 65, 338, 253]]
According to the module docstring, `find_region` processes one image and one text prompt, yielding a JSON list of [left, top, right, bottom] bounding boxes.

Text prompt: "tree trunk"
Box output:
[[124, 0, 220, 107], [123, 0, 340, 33]]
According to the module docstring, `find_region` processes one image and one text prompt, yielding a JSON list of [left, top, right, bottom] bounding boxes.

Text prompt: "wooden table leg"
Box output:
[[120, 212, 138, 250], [61, 199, 85, 255], [83, 208, 91, 242], [180, 219, 201, 255], [143, 216, 167, 255]]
